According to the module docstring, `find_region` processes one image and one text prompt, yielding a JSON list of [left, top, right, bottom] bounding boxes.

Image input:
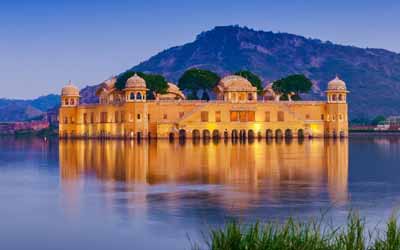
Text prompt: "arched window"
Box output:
[[248, 93, 253, 101], [332, 94, 337, 101], [338, 94, 343, 101], [130, 92, 135, 100], [65, 99, 69, 105], [70, 99, 75, 105], [136, 92, 142, 100]]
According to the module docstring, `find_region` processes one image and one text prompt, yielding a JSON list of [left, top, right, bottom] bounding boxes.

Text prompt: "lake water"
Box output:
[[0, 136, 400, 250]]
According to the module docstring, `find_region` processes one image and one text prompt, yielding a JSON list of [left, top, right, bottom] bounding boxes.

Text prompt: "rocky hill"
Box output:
[[121, 25, 400, 119], [0, 94, 60, 122]]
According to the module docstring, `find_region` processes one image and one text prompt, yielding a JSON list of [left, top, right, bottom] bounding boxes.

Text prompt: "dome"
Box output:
[[327, 76, 347, 91], [166, 83, 185, 98], [61, 82, 80, 96], [125, 73, 146, 89], [218, 75, 256, 91]]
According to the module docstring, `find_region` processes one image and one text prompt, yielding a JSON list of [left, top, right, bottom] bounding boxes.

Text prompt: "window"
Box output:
[[201, 111, 209, 122], [137, 114, 141, 120], [130, 92, 135, 100], [65, 99, 69, 105], [100, 112, 108, 123], [70, 99, 75, 105], [163, 114, 168, 120], [90, 112, 95, 123], [215, 111, 221, 122], [332, 114, 336, 121], [83, 113, 88, 124], [305, 114, 310, 119], [278, 111, 284, 122], [136, 92, 142, 100], [120, 111, 125, 123], [239, 111, 247, 122], [179, 112, 185, 118], [230, 111, 239, 121], [148, 114, 150, 121], [115, 111, 119, 123], [321, 114, 325, 120], [64, 117, 68, 124], [247, 111, 255, 122], [265, 112, 270, 122], [248, 93, 253, 101], [339, 114, 343, 120]]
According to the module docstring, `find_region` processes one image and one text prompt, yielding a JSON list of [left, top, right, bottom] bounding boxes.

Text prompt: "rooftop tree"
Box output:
[[234, 70, 263, 94], [272, 74, 313, 101], [178, 68, 220, 100], [115, 71, 168, 99]]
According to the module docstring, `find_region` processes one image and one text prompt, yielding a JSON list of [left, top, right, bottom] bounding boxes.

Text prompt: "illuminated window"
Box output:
[[100, 112, 108, 123], [215, 111, 221, 122], [278, 111, 284, 122], [247, 111, 255, 122], [201, 111, 209, 122], [239, 111, 247, 122], [265, 112, 270, 122], [230, 111, 239, 121], [114, 111, 119, 123]]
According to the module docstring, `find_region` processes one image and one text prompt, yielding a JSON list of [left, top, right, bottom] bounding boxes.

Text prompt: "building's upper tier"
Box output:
[[327, 76, 347, 91], [61, 83, 80, 96], [125, 73, 147, 89]]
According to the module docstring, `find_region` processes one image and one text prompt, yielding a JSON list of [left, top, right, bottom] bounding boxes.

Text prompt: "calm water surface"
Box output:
[[0, 137, 400, 250]]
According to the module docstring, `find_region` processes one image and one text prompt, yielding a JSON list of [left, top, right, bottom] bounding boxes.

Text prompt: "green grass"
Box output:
[[193, 212, 400, 250]]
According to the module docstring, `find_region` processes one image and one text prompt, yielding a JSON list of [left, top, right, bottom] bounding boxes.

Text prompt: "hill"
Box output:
[[0, 94, 60, 122], [118, 25, 400, 119]]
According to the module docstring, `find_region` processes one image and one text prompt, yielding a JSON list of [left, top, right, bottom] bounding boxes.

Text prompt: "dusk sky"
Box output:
[[1, 0, 399, 99]]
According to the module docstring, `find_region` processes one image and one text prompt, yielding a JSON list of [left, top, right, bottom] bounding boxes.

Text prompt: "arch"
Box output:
[[223, 130, 229, 139], [179, 129, 186, 139], [136, 92, 142, 100], [338, 94, 343, 101], [239, 129, 247, 139], [70, 98, 75, 105], [231, 129, 238, 139], [275, 129, 283, 138], [297, 129, 305, 139], [212, 130, 220, 139], [168, 132, 175, 141], [248, 93, 253, 101], [130, 92, 135, 100], [192, 129, 201, 139], [332, 94, 337, 101], [266, 129, 273, 138], [64, 99, 69, 105], [248, 130, 255, 139], [136, 132, 143, 142], [203, 130, 211, 139], [285, 129, 293, 138]]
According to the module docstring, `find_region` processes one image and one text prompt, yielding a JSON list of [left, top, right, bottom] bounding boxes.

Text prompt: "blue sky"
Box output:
[[1, 0, 399, 99]]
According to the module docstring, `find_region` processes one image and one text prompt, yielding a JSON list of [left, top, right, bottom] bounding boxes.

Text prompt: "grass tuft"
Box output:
[[194, 212, 400, 250]]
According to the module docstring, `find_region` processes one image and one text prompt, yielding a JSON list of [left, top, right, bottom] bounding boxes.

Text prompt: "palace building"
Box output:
[[59, 74, 349, 139]]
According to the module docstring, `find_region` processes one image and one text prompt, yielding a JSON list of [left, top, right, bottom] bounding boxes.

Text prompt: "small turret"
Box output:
[[61, 81, 80, 107]]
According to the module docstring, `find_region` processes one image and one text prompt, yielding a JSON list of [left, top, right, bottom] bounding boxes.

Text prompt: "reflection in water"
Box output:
[[59, 139, 349, 210]]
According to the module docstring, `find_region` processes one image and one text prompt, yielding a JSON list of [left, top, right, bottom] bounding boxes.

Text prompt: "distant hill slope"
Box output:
[[118, 25, 400, 119], [0, 94, 60, 122]]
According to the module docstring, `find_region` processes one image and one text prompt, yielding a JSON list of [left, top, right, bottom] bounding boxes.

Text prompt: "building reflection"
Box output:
[[59, 139, 349, 212]]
